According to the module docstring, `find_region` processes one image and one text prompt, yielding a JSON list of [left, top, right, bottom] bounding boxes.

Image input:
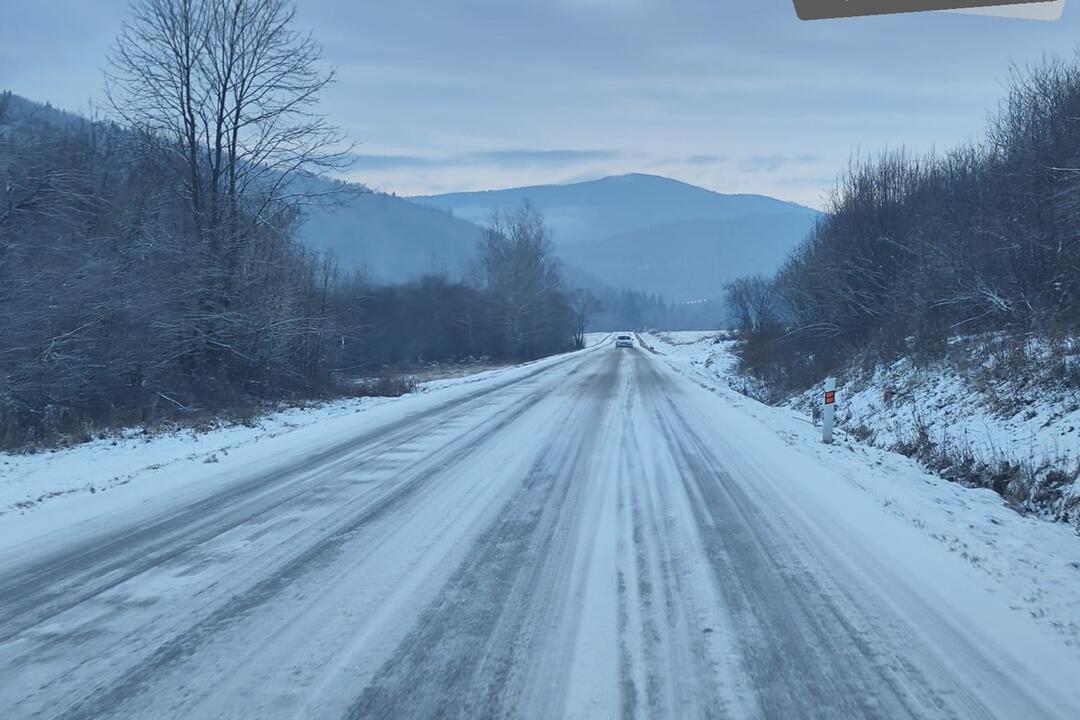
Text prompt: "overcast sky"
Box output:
[[3, 1, 1080, 207]]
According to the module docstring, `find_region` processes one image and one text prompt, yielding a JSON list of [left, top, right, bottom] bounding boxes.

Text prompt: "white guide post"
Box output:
[[822, 377, 837, 445]]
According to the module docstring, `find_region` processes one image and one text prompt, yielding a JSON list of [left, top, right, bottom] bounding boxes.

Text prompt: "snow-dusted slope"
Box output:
[[650, 332, 1080, 524], [822, 356, 1080, 469], [789, 338, 1080, 523]]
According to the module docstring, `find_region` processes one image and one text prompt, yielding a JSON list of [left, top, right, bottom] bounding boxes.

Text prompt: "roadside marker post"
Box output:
[[822, 377, 837, 445]]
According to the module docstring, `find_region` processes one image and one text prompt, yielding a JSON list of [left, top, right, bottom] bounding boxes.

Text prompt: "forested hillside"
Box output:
[[296, 190, 481, 282], [0, 1, 580, 449], [563, 212, 817, 303], [726, 57, 1080, 521]]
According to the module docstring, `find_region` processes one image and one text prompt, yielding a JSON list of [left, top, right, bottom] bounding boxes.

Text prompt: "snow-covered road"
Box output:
[[2, 343, 1079, 719]]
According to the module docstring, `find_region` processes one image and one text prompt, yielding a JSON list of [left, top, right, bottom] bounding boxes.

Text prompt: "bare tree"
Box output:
[[478, 204, 573, 358], [725, 274, 776, 335], [569, 289, 603, 349], [730, 55, 1080, 397], [105, 0, 353, 373], [106, 0, 351, 233]]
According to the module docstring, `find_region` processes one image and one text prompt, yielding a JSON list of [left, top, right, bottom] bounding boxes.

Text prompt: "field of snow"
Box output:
[[647, 330, 1080, 653]]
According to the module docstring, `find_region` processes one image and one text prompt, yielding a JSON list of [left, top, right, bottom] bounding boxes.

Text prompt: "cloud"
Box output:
[[345, 148, 621, 172], [739, 154, 820, 173], [469, 149, 621, 168], [344, 154, 441, 170], [684, 154, 728, 166]]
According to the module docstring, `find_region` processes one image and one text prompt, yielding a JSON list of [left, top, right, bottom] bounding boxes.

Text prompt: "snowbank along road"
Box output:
[[2, 340, 1079, 719]]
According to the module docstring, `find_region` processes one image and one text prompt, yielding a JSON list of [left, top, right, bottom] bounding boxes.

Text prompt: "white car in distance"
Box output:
[[615, 335, 634, 348]]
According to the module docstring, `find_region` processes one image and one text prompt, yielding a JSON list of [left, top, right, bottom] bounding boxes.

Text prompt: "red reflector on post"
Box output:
[[824, 391, 836, 405]]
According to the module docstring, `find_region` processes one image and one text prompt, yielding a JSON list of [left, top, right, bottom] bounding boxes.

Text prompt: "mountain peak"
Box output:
[[412, 174, 817, 245]]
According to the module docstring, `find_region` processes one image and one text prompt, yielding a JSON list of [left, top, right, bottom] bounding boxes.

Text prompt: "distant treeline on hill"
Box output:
[[587, 288, 726, 332], [727, 55, 1080, 394]]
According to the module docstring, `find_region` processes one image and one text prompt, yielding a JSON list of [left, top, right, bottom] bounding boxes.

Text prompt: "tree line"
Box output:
[[333, 204, 581, 372], [0, 0, 580, 449], [727, 55, 1080, 395], [581, 287, 725, 332]]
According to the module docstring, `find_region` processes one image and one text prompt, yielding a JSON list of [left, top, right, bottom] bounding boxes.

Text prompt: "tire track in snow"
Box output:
[[657, 403, 938, 717], [616, 352, 735, 720], [342, 351, 622, 719], [0, 351, 595, 645], [637, 353, 1029, 719], [32, 355, 600, 720]]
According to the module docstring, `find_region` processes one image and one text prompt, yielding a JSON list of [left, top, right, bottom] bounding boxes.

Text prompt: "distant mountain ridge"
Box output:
[[5, 94, 819, 300], [296, 189, 481, 283], [415, 173, 820, 302], [300, 173, 820, 294], [562, 213, 818, 303], [1, 93, 95, 133], [411, 173, 817, 247]]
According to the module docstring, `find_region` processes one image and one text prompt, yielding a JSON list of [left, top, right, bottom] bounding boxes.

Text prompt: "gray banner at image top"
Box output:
[[793, 0, 1056, 19]]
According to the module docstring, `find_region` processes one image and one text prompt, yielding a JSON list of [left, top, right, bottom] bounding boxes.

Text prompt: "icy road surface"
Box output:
[[2, 344, 1079, 719]]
